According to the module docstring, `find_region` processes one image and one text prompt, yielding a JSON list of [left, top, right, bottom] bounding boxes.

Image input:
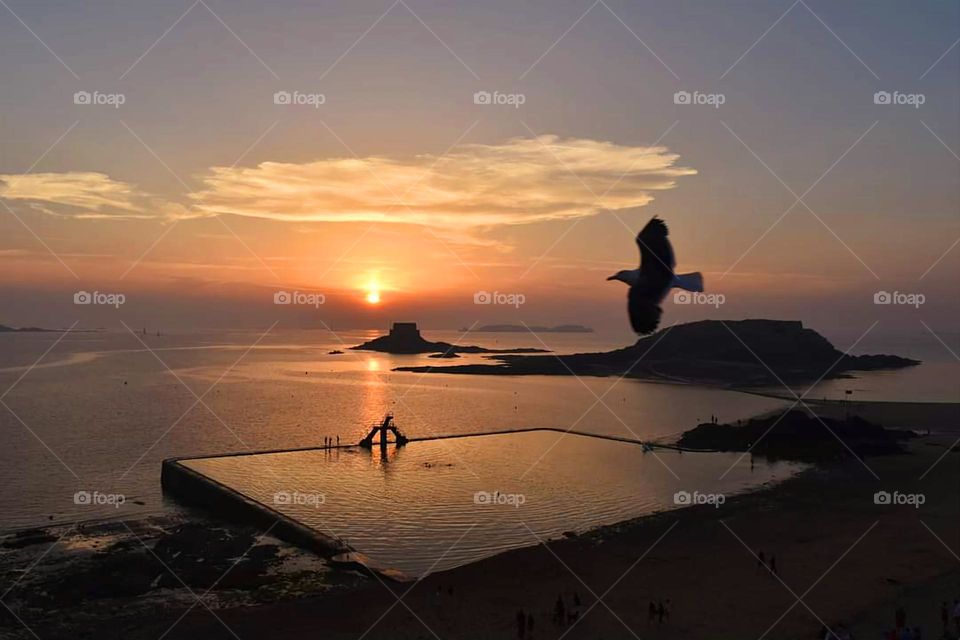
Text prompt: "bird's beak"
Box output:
[[606, 274, 618, 281]]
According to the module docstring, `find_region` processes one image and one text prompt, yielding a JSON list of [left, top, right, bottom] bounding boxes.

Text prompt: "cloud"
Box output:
[[0, 172, 150, 218], [0, 136, 695, 232], [189, 135, 695, 227]]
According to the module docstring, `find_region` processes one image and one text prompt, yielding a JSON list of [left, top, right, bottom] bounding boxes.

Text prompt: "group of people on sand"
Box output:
[[884, 603, 922, 640], [322, 435, 339, 449], [513, 592, 584, 638], [647, 599, 672, 625], [877, 598, 960, 640], [552, 592, 582, 626]]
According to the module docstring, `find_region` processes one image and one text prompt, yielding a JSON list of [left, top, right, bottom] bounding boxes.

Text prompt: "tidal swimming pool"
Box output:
[[181, 431, 804, 576]]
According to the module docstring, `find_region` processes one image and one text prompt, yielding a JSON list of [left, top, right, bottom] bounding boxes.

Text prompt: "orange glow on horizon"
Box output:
[[365, 290, 381, 305]]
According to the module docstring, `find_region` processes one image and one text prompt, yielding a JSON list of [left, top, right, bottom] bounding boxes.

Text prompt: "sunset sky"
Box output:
[[1, 0, 957, 336]]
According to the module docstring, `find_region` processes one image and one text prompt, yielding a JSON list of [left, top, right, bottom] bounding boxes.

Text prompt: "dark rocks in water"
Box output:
[[429, 352, 460, 359], [44, 550, 160, 604], [396, 319, 918, 386], [328, 350, 344, 355], [351, 322, 548, 355], [678, 409, 913, 462], [2, 528, 57, 549], [152, 523, 278, 590]]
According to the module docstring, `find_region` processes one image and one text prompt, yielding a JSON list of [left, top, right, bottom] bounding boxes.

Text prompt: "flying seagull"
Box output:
[[607, 217, 704, 335]]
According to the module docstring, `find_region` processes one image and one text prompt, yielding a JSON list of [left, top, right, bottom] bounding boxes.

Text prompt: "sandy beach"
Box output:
[[5, 401, 957, 640]]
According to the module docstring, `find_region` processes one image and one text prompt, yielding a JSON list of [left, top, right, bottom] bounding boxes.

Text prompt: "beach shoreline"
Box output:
[[3, 403, 958, 639]]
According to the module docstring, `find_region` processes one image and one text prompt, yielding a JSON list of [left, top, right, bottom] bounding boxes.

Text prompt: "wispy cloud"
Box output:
[[0, 172, 149, 218], [0, 136, 695, 232], [189, 135, 695, 227]]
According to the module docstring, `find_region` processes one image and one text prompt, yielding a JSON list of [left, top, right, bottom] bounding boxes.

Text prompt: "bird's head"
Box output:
[[606, 269, 639, 285]]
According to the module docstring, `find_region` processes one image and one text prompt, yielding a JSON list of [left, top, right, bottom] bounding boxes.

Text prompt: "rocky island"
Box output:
[[0, 324, 67, 332], [678, 409, 914, 462], [395, 319, 919, 386], [351, 322, 548, 355]]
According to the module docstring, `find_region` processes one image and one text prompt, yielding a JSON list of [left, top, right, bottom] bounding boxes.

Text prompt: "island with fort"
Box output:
[[350, 322, 549, 355], [396, 319, 919, 386]]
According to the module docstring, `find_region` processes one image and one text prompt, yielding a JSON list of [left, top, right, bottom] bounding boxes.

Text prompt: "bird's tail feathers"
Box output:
[[672, 272, 704, 292]]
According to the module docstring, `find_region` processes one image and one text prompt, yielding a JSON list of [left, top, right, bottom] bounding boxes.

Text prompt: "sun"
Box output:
[[365, 290, 381, 305]]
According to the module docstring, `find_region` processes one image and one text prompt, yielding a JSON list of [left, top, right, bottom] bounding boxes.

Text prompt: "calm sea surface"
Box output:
[[0, 328, 950, 532]]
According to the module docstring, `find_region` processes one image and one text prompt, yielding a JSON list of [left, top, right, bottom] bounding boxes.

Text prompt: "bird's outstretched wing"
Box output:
[[636, 217, 675, 282], [627, 288, 663, 334]]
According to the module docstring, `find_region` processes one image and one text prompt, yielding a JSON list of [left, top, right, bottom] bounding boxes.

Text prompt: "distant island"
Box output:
[[395, 319, 919, 386], [351, 322, 549, 355], [463, 324, 594, 333], [0, 324, 63, 333]]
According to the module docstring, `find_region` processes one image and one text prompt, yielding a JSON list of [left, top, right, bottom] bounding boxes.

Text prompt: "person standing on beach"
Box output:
[[553, 595, 565, 626], [648, 601, 657, 625], [516, 609, 526, 638], [757, 550, 765, 573], [895, 605, 906, 630], [657, 600, 665, 624], [769, 554, 778, 576], [568, 592, 581, 624]]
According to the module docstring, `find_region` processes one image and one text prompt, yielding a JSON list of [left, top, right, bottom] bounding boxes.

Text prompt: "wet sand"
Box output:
[[5, 402, 959, 639]]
